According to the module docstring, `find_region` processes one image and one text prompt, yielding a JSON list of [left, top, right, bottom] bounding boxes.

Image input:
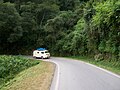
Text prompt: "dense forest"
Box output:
[[0, 0, 120, 61]]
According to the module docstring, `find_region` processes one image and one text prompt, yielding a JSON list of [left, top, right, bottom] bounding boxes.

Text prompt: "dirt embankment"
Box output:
[[2, 61, 55, 90]]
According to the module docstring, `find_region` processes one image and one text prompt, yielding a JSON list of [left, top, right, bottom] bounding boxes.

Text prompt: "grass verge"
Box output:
[[0, 55, 40, 89], [1, 61, 55, 90], [66, 56, 120, 75]]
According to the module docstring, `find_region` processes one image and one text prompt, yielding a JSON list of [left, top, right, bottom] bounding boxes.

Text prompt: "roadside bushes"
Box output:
[[0, 55, 39, 88], [94, 53, 104, 62]]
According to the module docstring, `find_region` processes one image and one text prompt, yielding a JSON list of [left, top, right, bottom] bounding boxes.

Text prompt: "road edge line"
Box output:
[[49, 60, 60, 90], [66, 58, 120, 79], [83, 61, 120, 79]]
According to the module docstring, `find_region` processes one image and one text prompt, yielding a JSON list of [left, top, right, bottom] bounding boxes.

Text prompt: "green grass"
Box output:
[[1, 61, 55, 90], [0, 55, 40, 89], [66, 56, 120, 75]]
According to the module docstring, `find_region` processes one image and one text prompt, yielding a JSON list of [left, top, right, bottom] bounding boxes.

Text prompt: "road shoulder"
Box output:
[[1, 61, 55, 90]]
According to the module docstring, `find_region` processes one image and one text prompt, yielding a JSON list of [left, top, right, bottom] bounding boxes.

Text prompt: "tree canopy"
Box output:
[[0, 0, 120, 61]]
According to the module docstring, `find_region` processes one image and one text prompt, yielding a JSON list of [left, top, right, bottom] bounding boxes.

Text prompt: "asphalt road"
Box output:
[[49, 57, 120, 90]]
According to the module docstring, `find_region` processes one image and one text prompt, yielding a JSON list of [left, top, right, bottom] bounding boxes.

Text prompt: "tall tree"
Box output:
[[0, 2, 22, 54]]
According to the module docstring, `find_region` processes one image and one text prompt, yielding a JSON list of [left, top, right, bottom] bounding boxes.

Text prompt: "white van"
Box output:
[[33, 50, 50, 59]]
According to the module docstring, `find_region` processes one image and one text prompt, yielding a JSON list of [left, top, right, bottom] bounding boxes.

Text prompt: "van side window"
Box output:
[[41, 52, 44, 54], [37, 52, 39, 53], [45, 51, 48, 53]]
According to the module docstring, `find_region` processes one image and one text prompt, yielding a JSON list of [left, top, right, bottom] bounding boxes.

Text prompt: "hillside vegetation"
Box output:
[[1, 61, 55, 90], [0, 0, 120, 61], [0, 55, 39, 89]]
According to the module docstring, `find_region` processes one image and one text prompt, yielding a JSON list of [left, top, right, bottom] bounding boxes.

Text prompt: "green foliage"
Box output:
[[58, 0, 80, 11], [0, 0, 120, 62], [0, 1, 60, 54], [0, 2, 22, 43], [0, 2, 23, 54], [91, 0, 120, 60], [0, 55, 39, 88], [51, 0, 120, 62], [19, 2, 38, 48], [44, 10, 82, 54]]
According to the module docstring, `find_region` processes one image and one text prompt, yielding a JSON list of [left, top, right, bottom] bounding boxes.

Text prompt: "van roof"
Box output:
[[37, 48, 46, 51], [34, 50, 48, 52]]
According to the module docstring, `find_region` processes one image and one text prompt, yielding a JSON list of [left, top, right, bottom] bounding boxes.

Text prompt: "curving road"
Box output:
[[49, 57, 120, 90]]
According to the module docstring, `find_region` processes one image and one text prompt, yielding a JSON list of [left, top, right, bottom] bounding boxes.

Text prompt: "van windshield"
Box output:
[[45, 51, 49, 53], [41, 52, 44, 54]]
